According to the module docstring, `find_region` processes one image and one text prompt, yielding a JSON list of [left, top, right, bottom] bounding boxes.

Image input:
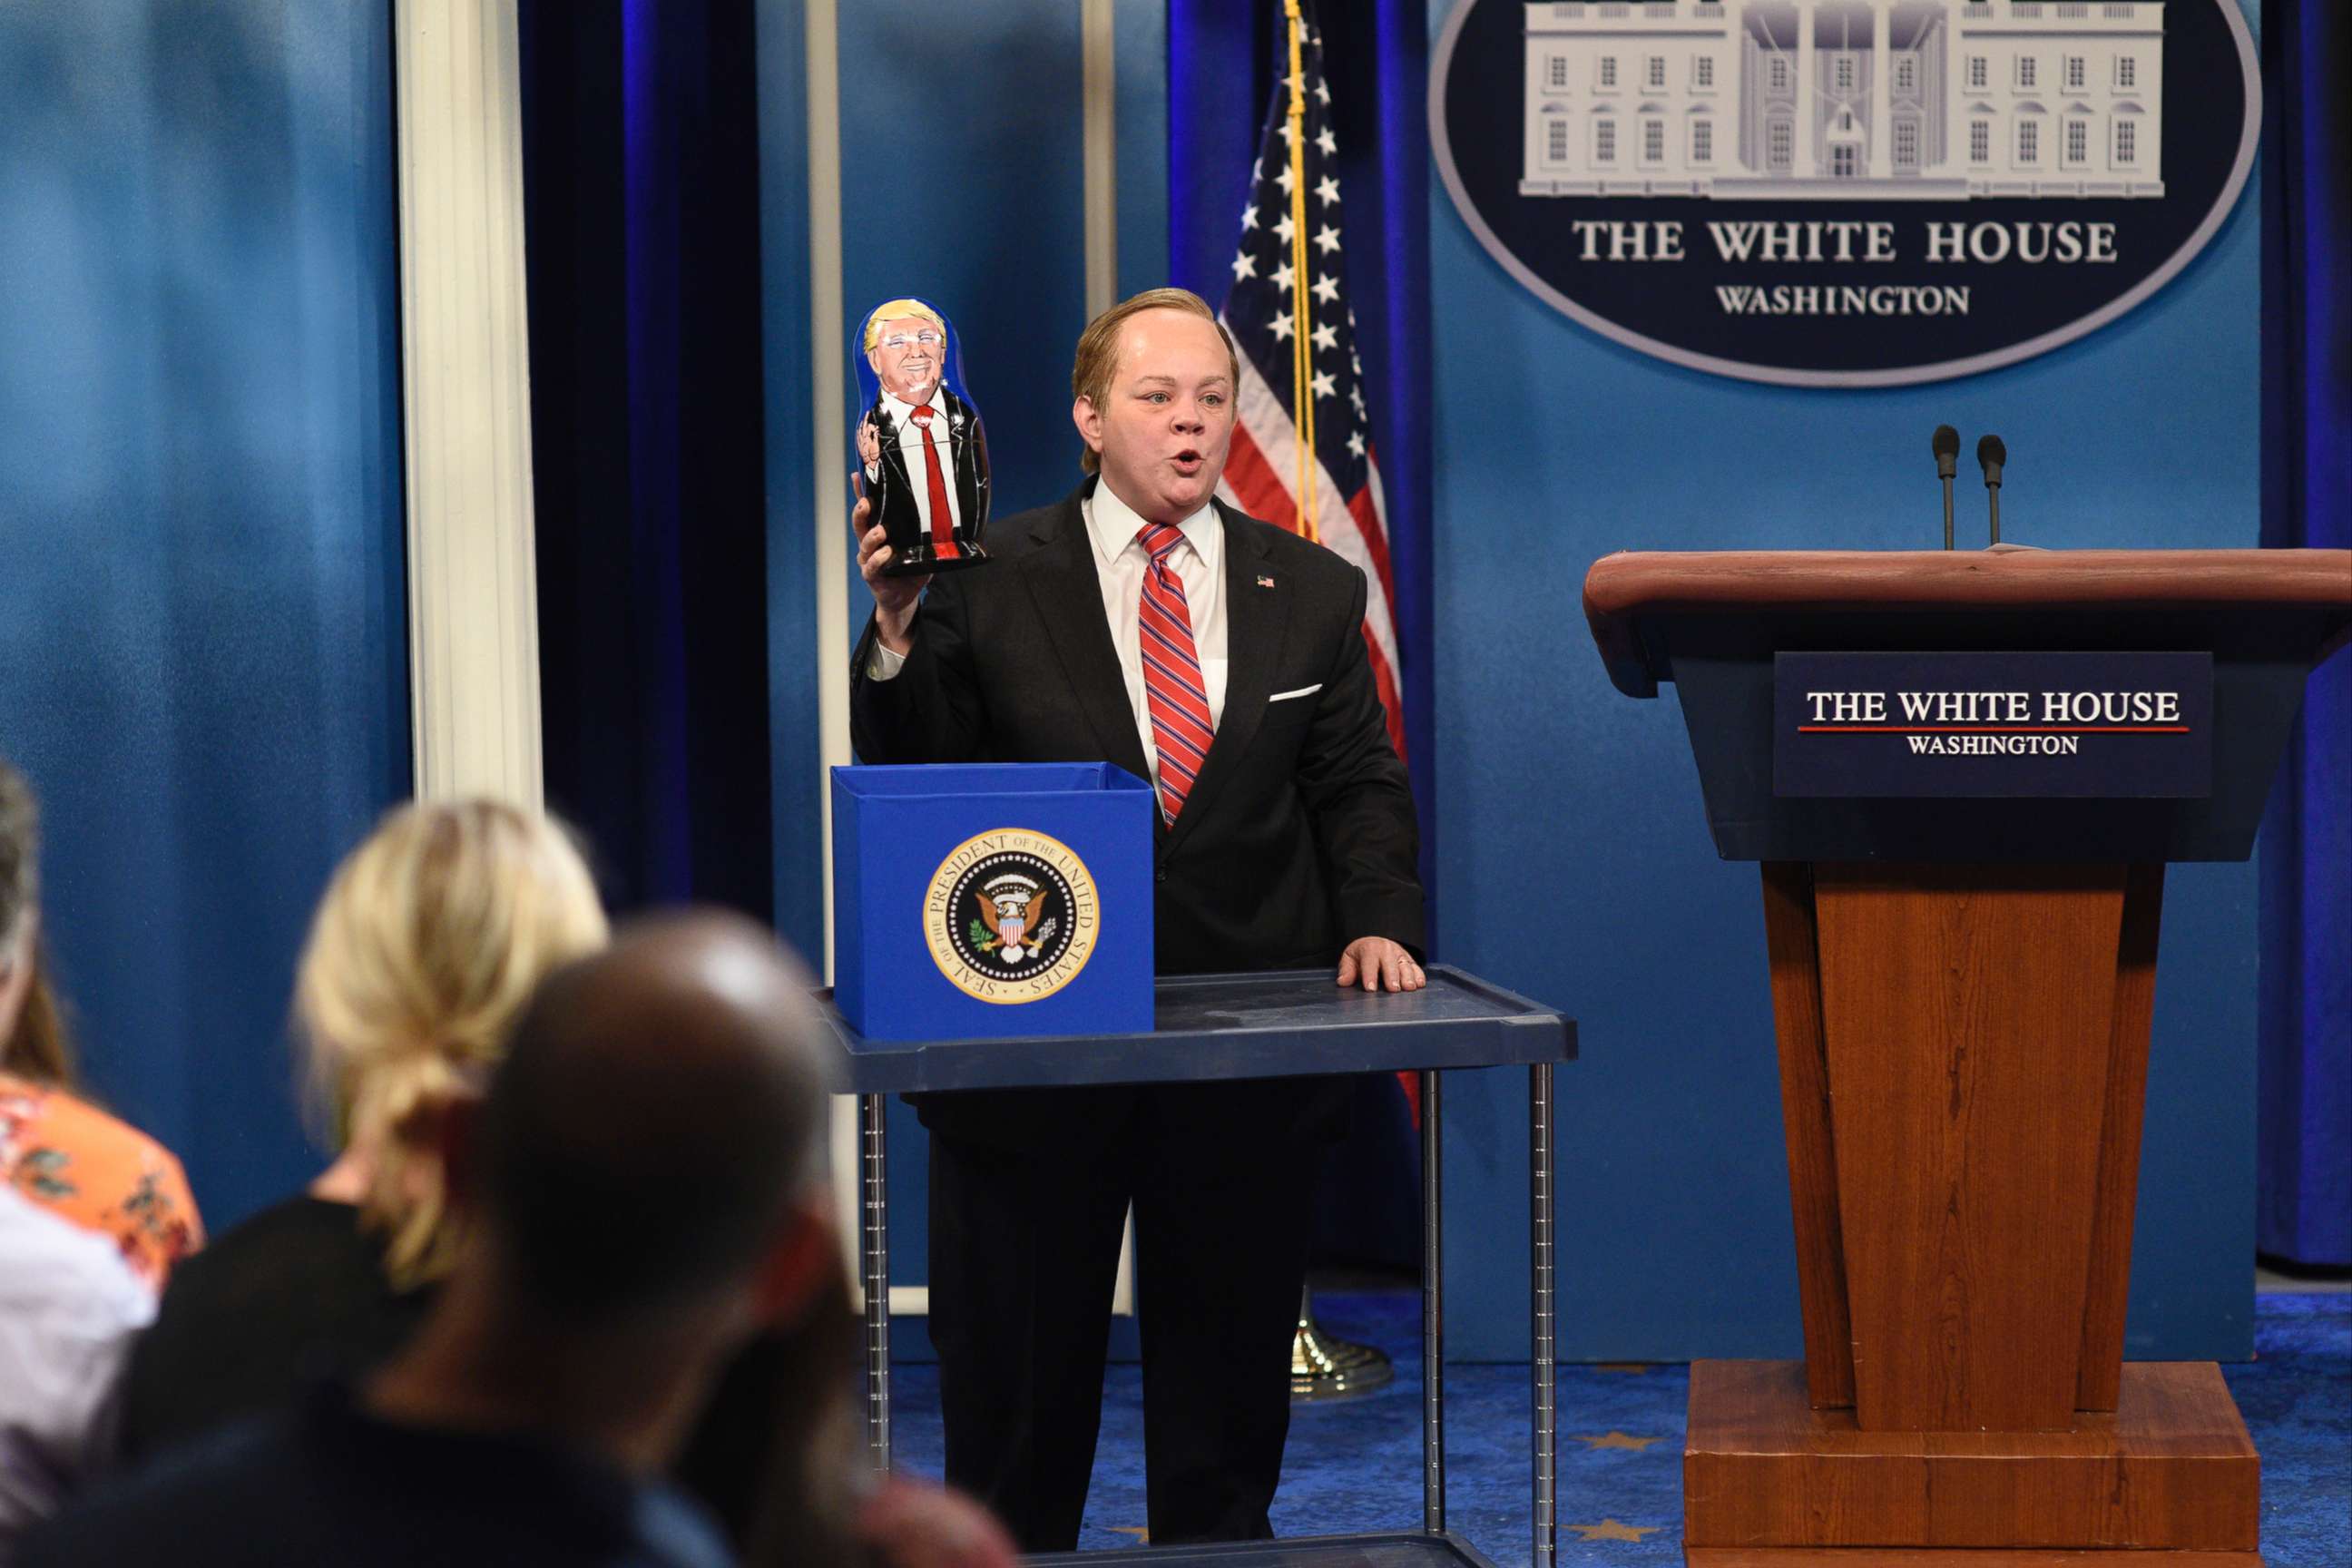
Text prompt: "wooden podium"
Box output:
[[1582, 547, 2352, 1566]]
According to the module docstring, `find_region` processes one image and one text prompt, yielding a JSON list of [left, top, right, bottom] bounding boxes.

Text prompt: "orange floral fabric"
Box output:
[[0, 1071, 203, 1287]]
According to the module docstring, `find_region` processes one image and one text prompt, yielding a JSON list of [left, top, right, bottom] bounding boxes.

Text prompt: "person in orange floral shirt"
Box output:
[[1, 760, 202, 1288]]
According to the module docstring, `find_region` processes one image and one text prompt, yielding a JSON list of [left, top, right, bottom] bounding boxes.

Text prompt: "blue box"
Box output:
[[831, 763, 1156, 1042]]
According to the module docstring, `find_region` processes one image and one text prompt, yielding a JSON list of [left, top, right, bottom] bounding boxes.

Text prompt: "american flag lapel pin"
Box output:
[[1257, 574, 1276, 588]]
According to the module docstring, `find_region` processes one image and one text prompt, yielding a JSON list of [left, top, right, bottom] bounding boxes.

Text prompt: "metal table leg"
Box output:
[[1531, 1062, 1558, 1568], [1420, 1067, 1445, 1534], [859, 1092, 891, 1473]]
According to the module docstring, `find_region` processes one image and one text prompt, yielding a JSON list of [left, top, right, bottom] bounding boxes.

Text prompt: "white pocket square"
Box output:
[[1269, 683, 1323, 703]]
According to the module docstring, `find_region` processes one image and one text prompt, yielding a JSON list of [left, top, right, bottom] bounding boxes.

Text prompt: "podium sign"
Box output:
[[1774, 651, 2214, 799], [831, 763, 1155, 1043]]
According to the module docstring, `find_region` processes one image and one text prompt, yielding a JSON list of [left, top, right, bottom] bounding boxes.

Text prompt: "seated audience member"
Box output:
[[21, 912, 842, 1568], [0, 1185, 155, 1556], [0, 760, 202, 1288], [117, 799, 608, 1461]]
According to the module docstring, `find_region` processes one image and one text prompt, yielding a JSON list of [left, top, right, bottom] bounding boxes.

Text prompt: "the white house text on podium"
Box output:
[[1519, 1, 2165, 201]]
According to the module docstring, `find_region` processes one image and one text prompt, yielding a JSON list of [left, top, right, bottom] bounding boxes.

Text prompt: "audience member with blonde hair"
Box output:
[[117, 798, 609, 1463]]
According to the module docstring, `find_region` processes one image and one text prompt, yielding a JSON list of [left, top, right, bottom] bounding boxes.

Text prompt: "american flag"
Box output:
[[1216, 7, 1405, 759]]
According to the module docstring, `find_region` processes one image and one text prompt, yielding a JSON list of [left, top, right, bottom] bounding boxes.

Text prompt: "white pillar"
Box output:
[[1795, 1, 1816, 178], [1869, 8, 1892, 177], [1944, 16, 1966, 181], [394, 0, 542, 808]]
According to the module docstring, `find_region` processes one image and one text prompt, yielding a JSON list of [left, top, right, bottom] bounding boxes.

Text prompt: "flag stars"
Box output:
[[1272, 212, 1296, 245], [1315, 76, 1330, 104], [1310, 321, 1338, 353], [1311, 368, 1338, 401], [1315, 126, 1338, 156], [1269, 310, 1295, 342], [1315, 174, 1342, 207], [1271, 260, 1296, 291], [1314, 223, 1343, 256], [1350, 386, 1367, 416], [1231, 250, 1259, 282], [1240, 204, 1260, 231], [1311, 272, 1341, 306], [1275, 163, 1296, 195]]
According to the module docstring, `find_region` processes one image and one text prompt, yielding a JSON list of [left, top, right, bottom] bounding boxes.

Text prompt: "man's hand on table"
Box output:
[[1337, 936, 1426, 994]]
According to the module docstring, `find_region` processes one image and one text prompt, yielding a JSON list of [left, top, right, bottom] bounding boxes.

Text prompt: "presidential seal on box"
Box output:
[[925, 828, 1098, 1003]]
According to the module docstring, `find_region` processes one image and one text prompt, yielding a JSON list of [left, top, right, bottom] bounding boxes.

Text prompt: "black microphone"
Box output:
[[1932, 425, 1961, 549], [1976, 433, 2007, 546]]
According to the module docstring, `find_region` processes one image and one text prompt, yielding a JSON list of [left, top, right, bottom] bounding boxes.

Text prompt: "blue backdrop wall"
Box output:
[[760, 1, 2268, 1361], [1425, 0, 2266, 1360], [0, 1, 409, 1230]]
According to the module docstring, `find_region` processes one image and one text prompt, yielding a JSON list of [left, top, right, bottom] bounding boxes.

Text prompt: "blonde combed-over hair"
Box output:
[[861, 298, 946, 353], [296, 799, 608, 1290], [1070, 288, 1240, 475]]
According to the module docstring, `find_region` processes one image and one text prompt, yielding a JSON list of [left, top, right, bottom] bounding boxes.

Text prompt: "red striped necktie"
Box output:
[[1135, 522, 1214, 823]]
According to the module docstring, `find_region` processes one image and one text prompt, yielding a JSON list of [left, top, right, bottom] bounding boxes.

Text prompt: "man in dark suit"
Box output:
[[858, 298, 987, 571], [849, 288, 1424, 1551]]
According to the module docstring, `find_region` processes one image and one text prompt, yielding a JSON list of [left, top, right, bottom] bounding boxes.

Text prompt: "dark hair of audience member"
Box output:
[[475, 916, 832, 1331], [1, 759, 78, 1088]]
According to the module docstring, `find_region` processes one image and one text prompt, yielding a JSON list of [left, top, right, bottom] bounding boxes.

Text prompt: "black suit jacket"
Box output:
[[850, 480, 1425, 1152], [865, 387, 987, 540]]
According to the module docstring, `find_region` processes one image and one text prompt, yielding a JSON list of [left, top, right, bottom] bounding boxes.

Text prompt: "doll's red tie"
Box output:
[[909, 405, 959, 561], [1136, 522, 1213, 822]]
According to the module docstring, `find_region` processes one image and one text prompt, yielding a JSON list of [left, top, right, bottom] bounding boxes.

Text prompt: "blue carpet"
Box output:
[[887, 1291, 2349, 1565]]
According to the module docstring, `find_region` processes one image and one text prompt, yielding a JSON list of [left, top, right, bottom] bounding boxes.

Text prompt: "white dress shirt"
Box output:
[[866, 478, 1228, 800], [869, 388, 964, 535], [0, 1185, 155, 1546]]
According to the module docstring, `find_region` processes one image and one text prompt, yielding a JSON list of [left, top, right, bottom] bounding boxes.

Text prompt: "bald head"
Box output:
[[476, 911, 834, 1325]]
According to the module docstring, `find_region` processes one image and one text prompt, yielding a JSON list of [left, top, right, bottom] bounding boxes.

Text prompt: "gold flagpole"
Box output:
[[1283, 0, 1318, 543]]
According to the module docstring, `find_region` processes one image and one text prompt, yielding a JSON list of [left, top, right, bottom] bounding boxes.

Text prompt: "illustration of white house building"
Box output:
[[1519, 1, 2164, 199]]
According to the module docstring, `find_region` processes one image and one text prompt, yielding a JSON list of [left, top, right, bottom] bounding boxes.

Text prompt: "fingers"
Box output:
[[858, 524, 894, 583], [1339, 940, 1426, 993]]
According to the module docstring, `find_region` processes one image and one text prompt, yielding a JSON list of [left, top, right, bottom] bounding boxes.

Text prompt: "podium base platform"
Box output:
[[1689, 1552, 2261, 1566], [1032, 1530, 1504, 1568], [1684, 1360, 2259, 1560]]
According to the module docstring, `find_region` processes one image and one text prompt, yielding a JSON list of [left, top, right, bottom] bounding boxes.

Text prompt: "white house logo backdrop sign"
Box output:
[[1430, 0, 2259, 386]]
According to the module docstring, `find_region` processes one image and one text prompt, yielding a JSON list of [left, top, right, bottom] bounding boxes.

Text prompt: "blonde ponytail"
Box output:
[[296, 799, 608, 1289]]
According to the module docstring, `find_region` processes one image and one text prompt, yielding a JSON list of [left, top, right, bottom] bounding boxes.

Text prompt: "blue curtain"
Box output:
[[518, 0, 775, 921], [2257, 0, 2351, 1268], [1168, 0, 1435, 930], [0, 0, 409, 1230]]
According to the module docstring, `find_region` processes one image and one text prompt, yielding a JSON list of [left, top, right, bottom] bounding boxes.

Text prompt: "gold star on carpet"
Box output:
[[1108, 1528, 1150, 1543], [1567, 1518, 1660, 1543], [1573, 1430, 1661, 1451]]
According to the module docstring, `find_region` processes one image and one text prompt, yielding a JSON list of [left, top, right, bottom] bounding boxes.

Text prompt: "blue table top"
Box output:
[[814, 965, 1575, 1093]]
